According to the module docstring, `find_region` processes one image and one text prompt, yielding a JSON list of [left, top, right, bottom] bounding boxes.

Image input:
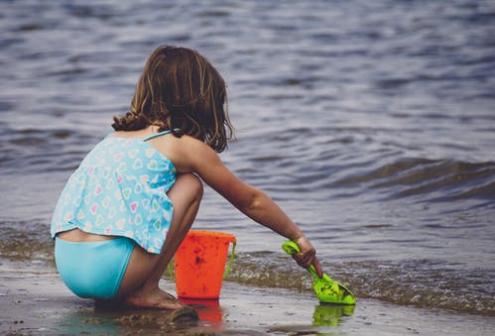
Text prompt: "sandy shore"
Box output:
[[1, 262, 494, 336]]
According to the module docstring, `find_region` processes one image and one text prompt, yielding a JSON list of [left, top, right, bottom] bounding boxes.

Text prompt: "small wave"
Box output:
[[331, 158, 495, 201], [0, 128, 94, 173], [226, 253, 495, 316], [64, 3, 114, 20], [45, 67, 88, 77], [196, 9, 231, 18], [0, 221, 53, 261]]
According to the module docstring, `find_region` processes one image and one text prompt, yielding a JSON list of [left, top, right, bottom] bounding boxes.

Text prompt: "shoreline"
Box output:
[[1, 263, 494, 335]]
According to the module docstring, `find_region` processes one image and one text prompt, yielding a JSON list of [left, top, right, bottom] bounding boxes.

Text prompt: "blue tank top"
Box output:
[[50, 130, 177, 254]]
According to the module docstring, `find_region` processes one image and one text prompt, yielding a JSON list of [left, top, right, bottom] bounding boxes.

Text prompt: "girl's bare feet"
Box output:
[[124, 286, 183, 310]]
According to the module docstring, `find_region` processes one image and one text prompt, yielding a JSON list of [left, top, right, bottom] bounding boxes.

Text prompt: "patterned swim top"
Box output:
[[50, 130, 177, 254]]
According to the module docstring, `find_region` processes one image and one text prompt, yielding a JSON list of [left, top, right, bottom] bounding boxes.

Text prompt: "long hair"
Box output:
[[112, 45, 234, 152]]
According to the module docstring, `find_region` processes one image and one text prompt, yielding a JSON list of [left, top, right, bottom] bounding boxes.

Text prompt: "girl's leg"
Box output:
[[117, 173, 203, 309]]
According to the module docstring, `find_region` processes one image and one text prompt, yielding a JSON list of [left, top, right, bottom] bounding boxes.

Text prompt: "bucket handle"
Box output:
[[223, 240, 236, 278]]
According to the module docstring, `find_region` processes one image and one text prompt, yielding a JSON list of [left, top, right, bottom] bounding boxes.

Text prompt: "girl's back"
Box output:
[[51, 129, 177, 254]]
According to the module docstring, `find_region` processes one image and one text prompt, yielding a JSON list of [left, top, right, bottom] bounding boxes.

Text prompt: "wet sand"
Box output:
[[1, 263, 494, 336]]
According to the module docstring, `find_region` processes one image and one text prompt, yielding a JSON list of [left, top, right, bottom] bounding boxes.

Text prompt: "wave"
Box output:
[[330, 158, 495, 202]]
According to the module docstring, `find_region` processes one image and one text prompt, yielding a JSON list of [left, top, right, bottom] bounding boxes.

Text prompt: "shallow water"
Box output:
[[1, 0, 494, 316]]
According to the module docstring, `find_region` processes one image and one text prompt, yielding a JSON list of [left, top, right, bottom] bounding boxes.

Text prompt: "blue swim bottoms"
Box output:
[[54, 236, 135, 300]]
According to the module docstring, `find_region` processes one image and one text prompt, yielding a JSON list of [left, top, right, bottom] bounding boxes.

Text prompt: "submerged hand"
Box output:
[[292, 236, 324, 278]]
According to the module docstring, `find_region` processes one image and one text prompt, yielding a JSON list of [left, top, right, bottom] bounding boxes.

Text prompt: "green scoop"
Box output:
[[282, 240, 356, 305]]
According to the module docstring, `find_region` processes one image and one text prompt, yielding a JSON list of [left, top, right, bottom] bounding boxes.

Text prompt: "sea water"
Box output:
[[0, 0, 494, 316]]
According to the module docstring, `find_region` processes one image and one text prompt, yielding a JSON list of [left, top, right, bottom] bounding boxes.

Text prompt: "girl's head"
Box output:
[[112, 45, 234, 152]]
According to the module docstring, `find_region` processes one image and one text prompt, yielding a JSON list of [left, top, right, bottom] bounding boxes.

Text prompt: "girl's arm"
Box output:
[[180, 136, 323, 277]]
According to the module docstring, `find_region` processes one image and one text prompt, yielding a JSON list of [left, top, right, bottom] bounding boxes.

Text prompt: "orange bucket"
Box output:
[[174, 230, 236, 299]]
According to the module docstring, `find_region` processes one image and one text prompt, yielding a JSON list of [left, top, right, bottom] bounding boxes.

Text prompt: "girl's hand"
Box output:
[[292, 236, 324, 278]]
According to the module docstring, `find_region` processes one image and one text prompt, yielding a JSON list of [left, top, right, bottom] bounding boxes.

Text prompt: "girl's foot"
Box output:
[[124, 286, 183, 310]]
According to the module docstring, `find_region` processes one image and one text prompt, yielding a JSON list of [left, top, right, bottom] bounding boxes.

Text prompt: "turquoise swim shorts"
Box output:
[[54, 236, 135, 299]]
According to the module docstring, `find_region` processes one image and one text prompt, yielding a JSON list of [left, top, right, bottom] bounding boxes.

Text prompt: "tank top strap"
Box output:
[[143, 129, 172, 142]]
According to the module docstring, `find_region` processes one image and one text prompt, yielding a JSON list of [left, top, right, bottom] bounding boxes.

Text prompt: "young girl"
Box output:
[[50, 45, 323, 310]]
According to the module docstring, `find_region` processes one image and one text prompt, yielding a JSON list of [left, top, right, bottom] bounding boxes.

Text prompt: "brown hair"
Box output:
[[112, 45, 234, 152]]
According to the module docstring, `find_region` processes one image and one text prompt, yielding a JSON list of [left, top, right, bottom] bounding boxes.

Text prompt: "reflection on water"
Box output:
[[313, 304, 355, 327], [55, 308, 121, 335], [180, 298, 224, 325], [53, 303, 201, 335]]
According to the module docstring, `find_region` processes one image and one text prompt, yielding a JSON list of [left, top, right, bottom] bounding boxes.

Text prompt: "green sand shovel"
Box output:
[[282, 240, 356, 305]]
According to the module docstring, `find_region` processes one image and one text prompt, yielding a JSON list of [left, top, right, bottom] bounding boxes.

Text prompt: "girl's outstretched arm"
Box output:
[[179, 136, 323, 277]]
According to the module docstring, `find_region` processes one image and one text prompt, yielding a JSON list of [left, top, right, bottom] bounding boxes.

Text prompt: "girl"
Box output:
[[50, 45, 323, 309]]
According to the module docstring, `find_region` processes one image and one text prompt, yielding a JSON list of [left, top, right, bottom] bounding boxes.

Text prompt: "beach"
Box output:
[[1, 260, 494, 335]]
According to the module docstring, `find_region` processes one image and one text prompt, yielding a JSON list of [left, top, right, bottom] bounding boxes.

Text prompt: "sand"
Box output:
[[1, 262, 494, 336]]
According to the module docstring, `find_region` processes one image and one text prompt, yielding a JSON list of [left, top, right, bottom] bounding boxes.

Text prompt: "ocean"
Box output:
[[1, 0, 494, 317]]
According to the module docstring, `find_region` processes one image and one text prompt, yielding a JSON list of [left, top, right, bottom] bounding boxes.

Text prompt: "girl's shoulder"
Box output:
[[148, 133, 214, 174]]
